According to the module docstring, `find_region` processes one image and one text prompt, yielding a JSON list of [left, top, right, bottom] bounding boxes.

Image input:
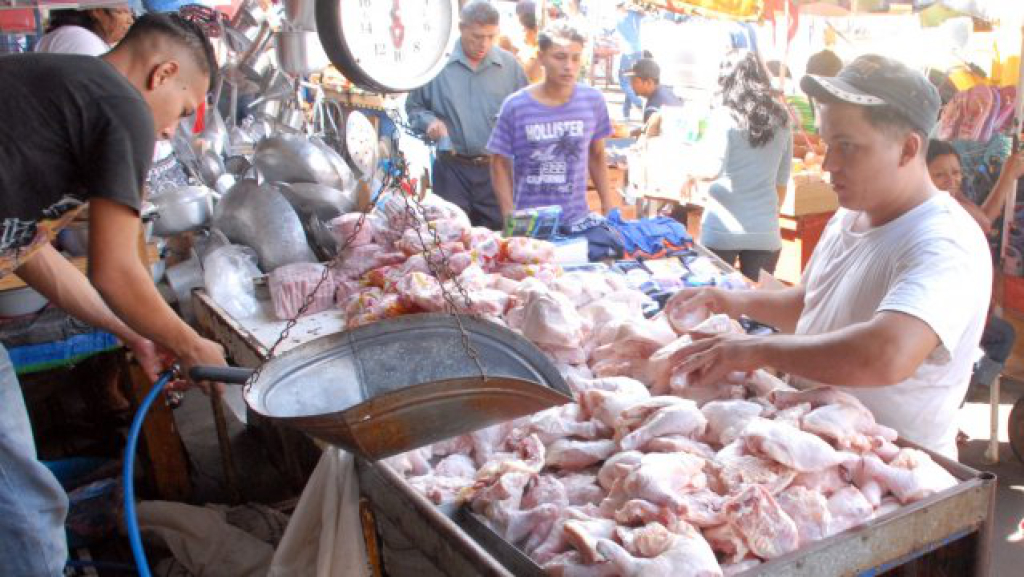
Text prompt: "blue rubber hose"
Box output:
[[123, 370, 173, 577]]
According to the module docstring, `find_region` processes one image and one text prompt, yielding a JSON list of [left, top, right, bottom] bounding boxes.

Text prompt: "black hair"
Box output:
[[119, 13, 218, 91], [517, 1, 537, 31], [806, 50, 843, 77], [46, 9, 99, 35], [538, 20, 587, 52], [718, 51, 789, 148], [926, 139, 959, 167]]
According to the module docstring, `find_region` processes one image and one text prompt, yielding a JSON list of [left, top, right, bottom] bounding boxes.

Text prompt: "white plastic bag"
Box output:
[[203, 245, 262, 319]]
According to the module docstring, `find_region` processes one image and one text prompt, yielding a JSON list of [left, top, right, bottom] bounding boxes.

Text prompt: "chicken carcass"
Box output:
[[663, 292, 710, 334], [559, 472, 606, 506], [743, 417, 852, 473], [406, 474, 476, 505], [522, 474, 569, 510], [615, 522, 675, 558], [563, 515, 619, 564], [724, 484, 800, 559], [434, 454, 477, 479], [597, 451, 644, 491], [643, 435, 716, 459], [518, 403, 608, 445], [596, 523, 723, 577], [770, 386, 869, 412]]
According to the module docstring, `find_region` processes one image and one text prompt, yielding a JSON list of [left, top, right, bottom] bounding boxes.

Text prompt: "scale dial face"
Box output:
[[317, 0, 458, 93]]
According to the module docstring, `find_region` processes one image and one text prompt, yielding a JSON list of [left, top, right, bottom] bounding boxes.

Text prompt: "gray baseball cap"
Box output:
[[626, 58, 660, 81], [800, 54, 940, 135]]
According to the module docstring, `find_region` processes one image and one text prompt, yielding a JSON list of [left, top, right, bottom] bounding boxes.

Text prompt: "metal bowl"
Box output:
[[253, 134, 346, 189], [150, 185, 215, 237]]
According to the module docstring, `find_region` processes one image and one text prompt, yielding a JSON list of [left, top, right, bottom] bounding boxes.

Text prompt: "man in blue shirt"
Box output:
[[406, 0, 527, 230], [626, 57, 683, 125]]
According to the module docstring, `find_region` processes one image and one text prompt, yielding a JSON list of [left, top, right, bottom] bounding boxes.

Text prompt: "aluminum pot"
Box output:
[[150, 185, 215, 236], [276, 28, 329, 76], [253, 134, 345, 189]]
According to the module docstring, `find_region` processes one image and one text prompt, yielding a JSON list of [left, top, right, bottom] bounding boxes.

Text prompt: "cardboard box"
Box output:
[[781, 172, 839, 217]]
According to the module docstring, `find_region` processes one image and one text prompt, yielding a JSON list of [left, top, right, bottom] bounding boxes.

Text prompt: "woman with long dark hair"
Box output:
[[35, 5, 134, 55], [692, 50, 793, 280]]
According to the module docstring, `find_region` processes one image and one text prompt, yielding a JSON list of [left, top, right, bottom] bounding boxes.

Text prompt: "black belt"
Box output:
[[439, 151, 491, 166]]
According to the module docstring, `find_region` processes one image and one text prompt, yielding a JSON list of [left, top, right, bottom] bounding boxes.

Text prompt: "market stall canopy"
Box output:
[[642, 0, 764, 21]]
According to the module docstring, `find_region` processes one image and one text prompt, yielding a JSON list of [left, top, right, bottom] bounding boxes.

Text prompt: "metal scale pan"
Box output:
[[191, 313, 571, 460]]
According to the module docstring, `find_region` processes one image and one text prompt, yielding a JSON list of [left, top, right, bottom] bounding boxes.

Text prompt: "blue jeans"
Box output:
[[618, 51, 644, 119], [0, 344, 68, 576]]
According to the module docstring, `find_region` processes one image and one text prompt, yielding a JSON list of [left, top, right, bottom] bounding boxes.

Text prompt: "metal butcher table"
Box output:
[[191, 288, 997, 577]]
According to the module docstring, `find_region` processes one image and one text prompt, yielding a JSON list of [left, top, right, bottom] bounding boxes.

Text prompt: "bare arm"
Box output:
[[677, 311, 939, 388], [87, 198, 225, 386], [490, 154, 515, 219], [980, 151, 1024, 225], [14, 243, 164, 381], [666, 285, 807, 335], [588, 138, 613, 214], [776, 185, 788, 209]]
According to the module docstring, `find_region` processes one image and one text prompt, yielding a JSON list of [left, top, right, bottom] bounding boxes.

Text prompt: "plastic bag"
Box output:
[[268, 263, 336, 321], [203, 245, 262, 319], [501, 237, 556, 264]]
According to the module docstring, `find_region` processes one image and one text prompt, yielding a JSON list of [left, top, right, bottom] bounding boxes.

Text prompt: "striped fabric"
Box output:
[[487, 84, 612, 224]]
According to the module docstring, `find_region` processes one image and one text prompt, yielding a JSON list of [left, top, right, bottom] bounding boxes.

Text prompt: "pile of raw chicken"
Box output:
[[325, 196, 964, 576]]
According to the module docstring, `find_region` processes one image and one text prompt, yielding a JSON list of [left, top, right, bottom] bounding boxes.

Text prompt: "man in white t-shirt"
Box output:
[[665, 54, 991, 460]]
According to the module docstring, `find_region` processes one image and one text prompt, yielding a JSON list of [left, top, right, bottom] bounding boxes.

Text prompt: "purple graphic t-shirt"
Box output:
[[487, 84, 612, 224]]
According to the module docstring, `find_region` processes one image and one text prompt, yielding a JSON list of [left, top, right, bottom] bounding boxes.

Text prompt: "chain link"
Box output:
[[247, 104, 487, 386]]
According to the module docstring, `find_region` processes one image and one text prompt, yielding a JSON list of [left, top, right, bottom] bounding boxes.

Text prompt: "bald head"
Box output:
[[105, 13, 217, 140]]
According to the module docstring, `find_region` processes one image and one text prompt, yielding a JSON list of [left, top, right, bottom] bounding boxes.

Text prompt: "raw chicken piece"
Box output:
[[431, 434, 474, 457], [704, 523, 750, 564], [597, 451, 644, 491], [615, 499, 678, 528], [579, 292, 649, 334], [680, 383, 747, 407], [646, 335, 693, 394], [434, 454, 476, 478], [615, 522, 675, 558], [522, 474, 569, 510], [826, 486, 874, 536], [801, 402, 897, 451], [553, 272, 620, 308], [724, 484, 800, 559], [744, 369, 794, 397], [469, 469, 534, 525], [475, 433, 545, 480], [530, 506, 604, 564], [621, 452, 707, 508], [510, 287, 588, 351], [617, 401, 708, 451], [713, 440, 797, 496], [546, 439, 618, 470], [470, 422, 513, 466], [406, 474, 476, 505], [663, 291, 710, 334], [560, 472, 606, 506], [861, 450, 957, 504], [675, 488, 728, 527], [596, 523, 723, 577], [772, 402, 812, 428], [589, 317, 677, 364], [613, 397, 689, 438], [557, 363, 594, 384], [568, 375, 649, 398], [579, 387, 651, 430], [383, 447, 432, 476], [518, 403, 607, 445], [503, 503, 562, 546], [542, 551, 618, 577], [564, 515, 618, 563], [790, 466, 849, 496], [691, 313, 744, 335], [775, 485, 832, 544], [643, 435, 716, 459], [743, 417, 853, 473], [701, 399, 764, 446], [871, 436, 901, 462], [770, 386, 869, 412]]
